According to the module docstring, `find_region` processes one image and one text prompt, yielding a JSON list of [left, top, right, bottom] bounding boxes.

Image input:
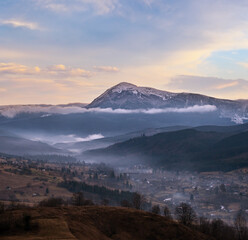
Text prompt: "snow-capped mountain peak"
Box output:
[[87, 82, 178, 109], [86, 82, 248, 123]]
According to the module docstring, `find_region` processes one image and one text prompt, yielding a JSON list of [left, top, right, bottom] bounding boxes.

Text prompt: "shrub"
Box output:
[[39, 197, 65, 207]]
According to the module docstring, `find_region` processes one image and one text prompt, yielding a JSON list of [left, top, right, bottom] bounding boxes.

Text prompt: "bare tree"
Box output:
[[235, 210, 247, 240], [175, 202, 197, 226], [163, 206, 172, 220], [151, 205, 160, 215], [72, 192, 85, 206], [132, 193, 146, 210], [101, 199, 109, 206], [0, 201, 5, 214], [121, 199, 132, 208]]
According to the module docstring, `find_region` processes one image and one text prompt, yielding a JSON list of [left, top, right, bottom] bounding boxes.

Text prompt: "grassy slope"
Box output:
[[2, 206, 211, 240]]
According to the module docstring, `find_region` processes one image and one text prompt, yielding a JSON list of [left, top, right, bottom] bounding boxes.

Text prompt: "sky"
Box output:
[[1, 0, 248, 105]]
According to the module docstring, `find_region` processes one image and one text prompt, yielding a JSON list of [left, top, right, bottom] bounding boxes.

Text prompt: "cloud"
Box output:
[[72, 134, 104, 142], [94, 66, 120, 73], [0, 63, 92, 78], [91, 105, 217, 114], [0, 105, 217, 118], [47, 64, 93, 78], [49, 64, 66, 71], [30, 133, 104, 144], [239, 62, 248, 69], [0, 19, 39, 30], [2, 0, 248, 104], [38, 0, 120, 15], [0, 63, 40, 75], [166, 75, 248, 100], [0, 88, 6, 93], [215, 81, 239, 90], [70, 68, 93, 77]]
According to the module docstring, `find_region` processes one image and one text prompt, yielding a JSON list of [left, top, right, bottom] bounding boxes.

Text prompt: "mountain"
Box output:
[[2, 206, 210, 240], [54, 125, 190, 153], [0, 103, 87, 118], [84, 123, 248, 171], [0, 136, 66, 156], [87, 82, 248, 123], [198, 130, 248, 171], [87, 82, 177, 109]]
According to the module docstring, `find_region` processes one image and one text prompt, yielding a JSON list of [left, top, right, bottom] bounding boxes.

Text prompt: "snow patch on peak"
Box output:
[[111, 82, 137, 93], [110, 82, 176, 100]]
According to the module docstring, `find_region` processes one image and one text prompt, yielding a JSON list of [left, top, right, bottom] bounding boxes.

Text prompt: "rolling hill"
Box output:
[[85, 123, 248, 171], [0, 136, 66, 156], [1, 206, 211, 240]]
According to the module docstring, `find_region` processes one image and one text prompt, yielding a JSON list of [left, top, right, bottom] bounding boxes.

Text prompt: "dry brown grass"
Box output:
[[1, 206, 212, 240], [0, 164, 71, 204]]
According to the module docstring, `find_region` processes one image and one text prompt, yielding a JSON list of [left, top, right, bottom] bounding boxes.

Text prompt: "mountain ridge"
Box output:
[[84, 123, 248, 171], [87, 82, 247, 110]]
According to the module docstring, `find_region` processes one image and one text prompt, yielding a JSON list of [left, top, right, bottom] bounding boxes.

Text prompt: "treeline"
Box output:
[[195, 214, 248, 240], [26, 154, 77, 163], [149, 202, 248, 240], [58, 180, 135, 204]]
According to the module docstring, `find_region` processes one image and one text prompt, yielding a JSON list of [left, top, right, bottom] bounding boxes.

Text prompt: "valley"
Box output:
[[1, 152, 248, 227], [0, 83, 248, 239]]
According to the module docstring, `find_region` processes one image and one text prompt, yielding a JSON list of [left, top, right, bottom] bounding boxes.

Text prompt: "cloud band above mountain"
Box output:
[[0, 105, 217, 118]]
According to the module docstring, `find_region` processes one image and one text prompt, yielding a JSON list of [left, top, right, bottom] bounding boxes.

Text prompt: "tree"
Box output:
[[198, 217, 211, 235], [0, 201, 5, 214], [211, 218, 225, 240], [121, 199, 132, 208], [101, 199, 109, 206], [39, 197, 64, 207], [132, 193, 146, 210], [220, 184, 226, 193], [151, 205, 160, 215], [163, 206, 172, 220], [23, 213, 31, 231], [72, 192, 85, 206], [109, 170, 115, 179], [45, 187, 49, 195], [175, 202, 197, 226], [190, 194, 194, 201], [234, 210, 247, 240]]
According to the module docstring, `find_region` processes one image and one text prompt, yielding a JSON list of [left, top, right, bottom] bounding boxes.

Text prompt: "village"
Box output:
[[120, 165, 248, 223], [0, 154, 248, 223]]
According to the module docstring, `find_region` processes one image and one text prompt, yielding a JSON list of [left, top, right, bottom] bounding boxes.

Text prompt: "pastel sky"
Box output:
[[1, 0, 248, 105]]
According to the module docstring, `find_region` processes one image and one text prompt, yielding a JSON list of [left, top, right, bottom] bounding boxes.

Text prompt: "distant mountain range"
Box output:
[[0, 82, 247, 158], [0, 82, 248, 123], [84, 122, 248, 172]]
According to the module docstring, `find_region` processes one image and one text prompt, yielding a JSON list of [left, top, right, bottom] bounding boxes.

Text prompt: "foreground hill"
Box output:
[[85, 123, 248, 171], [1, 206, 210, 240]]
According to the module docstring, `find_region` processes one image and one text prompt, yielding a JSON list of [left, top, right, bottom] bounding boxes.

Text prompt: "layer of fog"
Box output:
[[0, 105, 217, 118], [20, 133, 104, 145]]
